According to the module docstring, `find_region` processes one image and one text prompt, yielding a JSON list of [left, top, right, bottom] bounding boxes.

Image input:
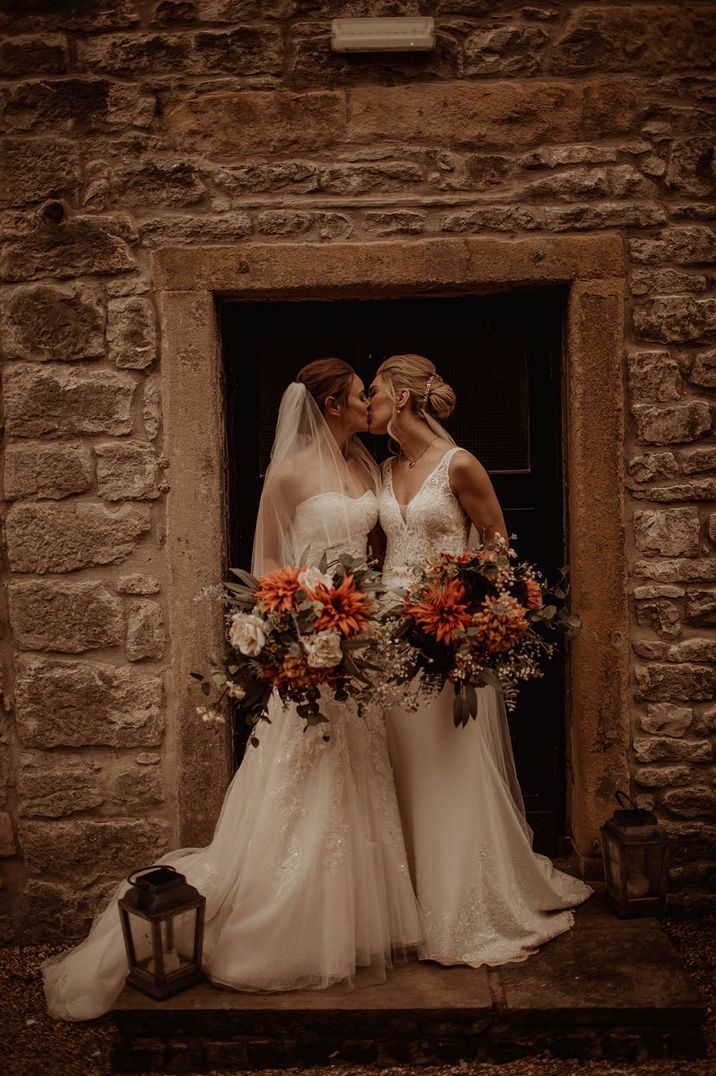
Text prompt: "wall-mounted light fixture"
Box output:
[[331, 17, 435, 53]]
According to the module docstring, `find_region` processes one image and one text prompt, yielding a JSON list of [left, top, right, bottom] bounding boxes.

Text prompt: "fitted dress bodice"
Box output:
[[293, 490, 378, 565], [380, 447, 469, 588]]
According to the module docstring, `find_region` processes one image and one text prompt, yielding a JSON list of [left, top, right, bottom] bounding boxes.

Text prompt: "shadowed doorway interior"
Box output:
[[221, 290, 566, 856]]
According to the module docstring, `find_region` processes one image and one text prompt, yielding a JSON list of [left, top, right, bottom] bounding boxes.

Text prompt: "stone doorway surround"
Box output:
[[155, 235, 628, 875]]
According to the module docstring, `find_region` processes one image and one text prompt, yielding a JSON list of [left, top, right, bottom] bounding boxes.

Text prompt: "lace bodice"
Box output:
[[292, 490, 378, 565], [380, 447, 470, 588]]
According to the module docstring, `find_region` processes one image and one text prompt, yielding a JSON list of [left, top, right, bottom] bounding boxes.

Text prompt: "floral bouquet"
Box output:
[[379, 536, 580, 726], [192, 554, 382, 745]]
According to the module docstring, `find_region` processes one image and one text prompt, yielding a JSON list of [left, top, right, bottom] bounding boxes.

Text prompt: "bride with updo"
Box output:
[[369, 353, 592, 969]]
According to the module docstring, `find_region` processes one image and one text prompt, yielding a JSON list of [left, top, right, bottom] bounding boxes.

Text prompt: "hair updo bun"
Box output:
[[376, 353, 456, 421]]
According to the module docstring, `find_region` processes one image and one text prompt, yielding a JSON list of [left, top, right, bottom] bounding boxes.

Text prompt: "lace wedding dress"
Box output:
[[43, 490, 422, 1021], [380, 446, 592, 968]]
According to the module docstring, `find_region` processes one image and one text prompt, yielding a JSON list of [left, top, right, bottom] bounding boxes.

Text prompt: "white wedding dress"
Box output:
[[380, 447, 592, 968], [43, 490, 422, 1021]]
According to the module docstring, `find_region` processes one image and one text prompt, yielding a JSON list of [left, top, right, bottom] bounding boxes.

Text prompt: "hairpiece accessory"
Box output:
[[420, 375, 436, 415]]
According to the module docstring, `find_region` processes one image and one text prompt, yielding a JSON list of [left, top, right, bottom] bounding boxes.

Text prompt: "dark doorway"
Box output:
[[221, 290, 566, 856]]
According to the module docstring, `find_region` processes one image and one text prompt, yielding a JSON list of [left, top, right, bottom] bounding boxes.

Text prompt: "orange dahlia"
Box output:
[[406, 579, 472, 646], [311, 576, 371, 638], [256, 566, 303, 614], [470, 596, 528, 654], [525, 579, 543, 610]]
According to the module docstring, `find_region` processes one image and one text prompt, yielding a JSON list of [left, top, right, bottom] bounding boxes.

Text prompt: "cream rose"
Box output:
[[303, 629, 343, 669], [229, 612, 267, 657], [298, 566, 334, 592], [226, 680, 247, 701]]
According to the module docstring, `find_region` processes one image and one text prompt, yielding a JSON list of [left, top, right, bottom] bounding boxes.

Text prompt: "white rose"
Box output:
[[229, 612, 267, 657], [303, 629, 343, 669], [298, 566, 334, 592]]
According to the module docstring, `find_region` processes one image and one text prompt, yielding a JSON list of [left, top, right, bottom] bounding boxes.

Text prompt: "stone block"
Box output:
[[85, 157, 207, 212], [544, 203, 667, 231], [630, 480, 716, 503], [0, 216, 134, 281], [110, 767, 164, 811], [19, 878, 116, 943], [0, 34, 69, 76], [464, 25, 550, 76], [118, 574, 160, 595], [4, 443, 93, 500], [677, 448, 716, 474], [626, 452, 678, 483], [631, 402, 711, 445], [662, 788, 716, 819], [6, 503, 150, 574], [363, 211, 425, 236], [526, 164, 651, 201], [350, 79, 639, 147], [634, 297, 716, 344], [693, 705, 716, 736], [0, 1, 138, 32], [16, 655, 163, 748], [0, 812, 15, 857], [143, 376, 162, 440], [95, 441, 161, 500], [9, 580, 124, 653], [633, 585, 685, 600], [689, 348, 716, 388], [633, 736, 712, 764], [107, 296, 157, 369], [630, 268, 708, 299], [78, 27, 282, 76], [127, 600, 166, 661], [211, 160, 320, 196], [0, 137, 80, 209], [551, 6, 716, 73], [635, 662, 716, 703], [665, 139, 716, 198], [139, 212, 251, 244], [634, 765, 691, 788], [0, 282, 105, 362], [627, 351, 682, 402], [20, 819, 171, 879], [709, 514, 716, 546], [664, 639, 716, 663], [641, 703, 693, 738], [635, 558, 716, 583], [630, 226, 716, 266], [634, 598, 681, 639], [686, 589, 716, 627], [165, 89, 346, 155], [0, 79, 151, 134], [4, 365, 135, 438], [18, 754, 103, 818], [633, 507, 700, 557]]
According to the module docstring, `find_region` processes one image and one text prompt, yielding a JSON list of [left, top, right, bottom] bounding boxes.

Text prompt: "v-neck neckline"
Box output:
[[388, 448, 456, 525]]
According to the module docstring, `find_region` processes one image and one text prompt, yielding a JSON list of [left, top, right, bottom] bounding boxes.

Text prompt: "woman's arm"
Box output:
[[450, 450, 509, 544]]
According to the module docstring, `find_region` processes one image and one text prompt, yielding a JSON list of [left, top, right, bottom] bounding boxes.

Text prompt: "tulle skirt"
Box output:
[[386, 681, 593, 968], [43, 694, 423, 1021]]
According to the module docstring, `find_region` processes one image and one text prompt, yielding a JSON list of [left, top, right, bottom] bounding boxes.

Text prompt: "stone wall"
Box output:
[[0, 0, 715, 941]]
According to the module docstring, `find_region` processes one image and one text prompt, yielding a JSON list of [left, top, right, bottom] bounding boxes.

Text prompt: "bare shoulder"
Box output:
[[449, 448, 490, 487]]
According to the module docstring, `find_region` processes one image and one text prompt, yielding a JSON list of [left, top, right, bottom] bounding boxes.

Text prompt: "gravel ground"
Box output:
[[1, 917, 713, 1076]]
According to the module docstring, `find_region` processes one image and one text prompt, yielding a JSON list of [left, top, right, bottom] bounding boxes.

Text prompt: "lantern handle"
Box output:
[[127, 864, 179, 886], [615, 789, 637, 811]]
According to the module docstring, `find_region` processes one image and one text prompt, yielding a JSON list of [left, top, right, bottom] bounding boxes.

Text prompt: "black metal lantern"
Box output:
[[600, 791, 669, 918], [118, 865, 205, 999]]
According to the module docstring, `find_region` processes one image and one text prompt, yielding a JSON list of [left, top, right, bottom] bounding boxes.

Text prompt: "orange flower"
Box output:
[[525, 579, 543, 610], [266, 654, 339, 690], [311, 575, 371, 638], [470, 596, 528, 654], [256, 566, 303, 614], [406, 579, 472, 645]]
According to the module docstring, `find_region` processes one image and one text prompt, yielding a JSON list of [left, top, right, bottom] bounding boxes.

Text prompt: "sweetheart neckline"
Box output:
[[295, 489, 376, 512]]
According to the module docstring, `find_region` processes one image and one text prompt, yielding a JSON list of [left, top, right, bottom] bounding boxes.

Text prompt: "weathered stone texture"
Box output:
[[18, 755, 104, 818], [15, 656, 163, 749], [4, 443, 93, 500], [627, 352, 682, 402], [633, 507, 700, 558], [0, 34, 69, 76], [1, 80, 152, 134], [689, 348, 716, 388], [634, 597, 681, 639], [0, 217, 135, 281], [5, 503, 150, 574], [634, 297, 716, 344], [634, 764, 691, 788], [118, 574, 160, 595], [464, 25, 550, 76], [686, 589, 716, 627], [0, 137, 80, 209], [110, 766, 164, 811], [640, 703, 693, 738], [4, 365, 135, 438], [681, 447, 716, 475], [78, 26, 283, 76], [631, 402, 711, 445], [627, 451, 678, 483], [635, 662, 716, 703], [20, 819, 171, 878], [9, 581, 124, 653], [0, 283, 105, 362], [662, 788, 716, 819], [635, 558, 716, 583], [126, 599, 166, 661], [0, 813, 16, 857], [0, 1, 139, 33], [629, 226, 716, 266], [95, 441, 161, 500], [142, 376, 162, 440], [107, 296, 157, 369], [633, 736, 713, 764]]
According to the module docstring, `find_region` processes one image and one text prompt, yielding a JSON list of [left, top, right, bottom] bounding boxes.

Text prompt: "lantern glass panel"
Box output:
[[161, 908, 199, 975], [126, 912, 156, 974], [604, 832, 621, 891]]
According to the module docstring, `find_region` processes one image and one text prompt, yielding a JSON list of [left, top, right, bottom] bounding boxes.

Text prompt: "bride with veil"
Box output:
[[43, 359, 422, 1021]]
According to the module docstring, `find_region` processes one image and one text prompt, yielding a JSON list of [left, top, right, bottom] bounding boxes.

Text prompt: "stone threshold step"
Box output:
[[110, 897, 707, 1072]]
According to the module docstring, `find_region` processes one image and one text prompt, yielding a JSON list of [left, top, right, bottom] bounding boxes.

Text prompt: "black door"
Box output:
[[222, 290, 566, 855]]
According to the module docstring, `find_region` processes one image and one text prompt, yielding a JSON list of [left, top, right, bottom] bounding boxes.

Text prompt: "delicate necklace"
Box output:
[[401, 436, 436, 469]]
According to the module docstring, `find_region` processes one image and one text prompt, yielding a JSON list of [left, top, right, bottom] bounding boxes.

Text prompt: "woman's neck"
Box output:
[[324, 411, 350, 456], [395, 415, 436, 462]]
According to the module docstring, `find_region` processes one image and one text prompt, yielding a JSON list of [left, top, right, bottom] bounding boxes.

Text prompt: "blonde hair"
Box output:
[[376, 354, 456, 439]]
